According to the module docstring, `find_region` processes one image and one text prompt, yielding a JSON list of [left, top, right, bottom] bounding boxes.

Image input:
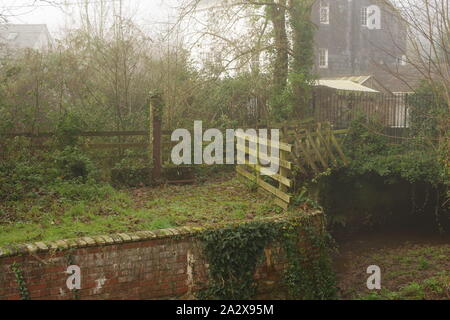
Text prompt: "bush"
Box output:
[[54, 112, 84, 148], [0, 146, 99, 201], [0, 159, 47, 201], [320, 117, 449, 234], [52, 146, 97, 182]]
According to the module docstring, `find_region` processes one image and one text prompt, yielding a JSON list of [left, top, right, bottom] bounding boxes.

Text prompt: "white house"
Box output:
[[0, 24, 52, 54]]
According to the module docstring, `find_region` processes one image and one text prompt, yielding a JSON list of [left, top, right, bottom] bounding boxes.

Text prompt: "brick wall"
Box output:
[[0, 213, 322, 300]]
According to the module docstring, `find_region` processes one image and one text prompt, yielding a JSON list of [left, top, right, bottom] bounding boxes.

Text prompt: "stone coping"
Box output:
[[0, 211, 322, 258]]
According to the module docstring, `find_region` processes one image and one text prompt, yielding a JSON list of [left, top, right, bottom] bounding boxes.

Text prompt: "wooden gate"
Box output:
[[235, 131, 294, 210], [288, 122, 348, 175]]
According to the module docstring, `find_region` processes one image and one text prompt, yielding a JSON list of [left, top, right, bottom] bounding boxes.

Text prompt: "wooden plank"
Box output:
[[2, 130, 176, 138], [256, 178, 291, 203], [257, 139, 293, 152], [332, 129, 349, 135], [316, 129, 338, 166], [294, 132, 320, 173], [236, 165, 256, 181], [330, 134, 349, 165], [273, 197, 289, 210], [236, 144, 292, 170], [79, 131, 149, 137], [83, 143, 148, 149], [248, 163, 292, 188], [279, 148, 289, 196], [235, 132, 293, 152], [289, 146, 306, 173], [305, 129, 328, 169], [239, 164, 290, 205]]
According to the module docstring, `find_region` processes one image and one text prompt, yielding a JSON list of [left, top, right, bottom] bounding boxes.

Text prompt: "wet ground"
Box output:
[[333, 230, 450, 300]]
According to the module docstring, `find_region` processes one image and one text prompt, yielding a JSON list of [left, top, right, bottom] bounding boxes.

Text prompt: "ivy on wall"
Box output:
[[11, 262, 30, 300], [196, 213, 337, 300]]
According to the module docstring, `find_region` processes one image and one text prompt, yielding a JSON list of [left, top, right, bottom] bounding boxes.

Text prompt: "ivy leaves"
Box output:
[[197, 221, 278, 300], [196, 216, 337, 300]]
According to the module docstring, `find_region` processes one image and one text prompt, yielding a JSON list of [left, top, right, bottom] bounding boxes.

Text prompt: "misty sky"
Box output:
[[0, 0, 181, 36]]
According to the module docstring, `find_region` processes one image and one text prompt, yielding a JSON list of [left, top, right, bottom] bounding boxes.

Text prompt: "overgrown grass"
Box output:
[[359, 272, 450, 300], [0, 177, 281, 246], [335, 238, 450, 300]]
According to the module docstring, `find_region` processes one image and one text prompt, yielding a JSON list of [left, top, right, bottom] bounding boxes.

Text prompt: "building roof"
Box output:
[[315, 79, 379, 93], [369, 67, 422, 93], [330, 75, 373, 85], [0, 24, 51, 50], [322, 71, 422, 94]]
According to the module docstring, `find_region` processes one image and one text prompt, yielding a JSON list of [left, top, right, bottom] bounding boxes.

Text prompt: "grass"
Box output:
[[335, 235, 450, 300], [360, 272, 450, 300], [0, 176, 282, 246]]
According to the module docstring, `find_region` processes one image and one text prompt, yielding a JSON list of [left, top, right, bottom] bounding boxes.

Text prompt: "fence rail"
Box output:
[[311, 89, 436, 140], [235, 131, 294, 210]]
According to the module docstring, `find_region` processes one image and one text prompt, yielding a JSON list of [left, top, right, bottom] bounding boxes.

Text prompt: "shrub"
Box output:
[[52, 146, 97, 182]]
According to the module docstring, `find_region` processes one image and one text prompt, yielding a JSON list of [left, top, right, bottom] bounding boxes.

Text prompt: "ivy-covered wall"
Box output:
[[0, 212, 335, 300]]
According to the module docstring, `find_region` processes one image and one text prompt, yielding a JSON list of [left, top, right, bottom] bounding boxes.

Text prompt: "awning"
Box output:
[[314, 80, 379, 93]]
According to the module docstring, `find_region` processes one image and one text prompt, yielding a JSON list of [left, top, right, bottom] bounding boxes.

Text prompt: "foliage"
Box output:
[[342, 117, 445, 186], [291, 186, 322, 210], [52, 147, 97, 182], [47, 180, 115, 202], [319, 117, 449, 233], [407, 83, 448, 141], [287, 0, 316, 118], [11, 263, 29, 300], [280, 216, 337, 300], [196, 213, 337, 300], [267, 0, 316, 121], [197, 221, 279, 300], [0, 145, 97, 201], [0, 156, 48, 201], [186, 74, 268, 128], [54, 112, 84, 148]]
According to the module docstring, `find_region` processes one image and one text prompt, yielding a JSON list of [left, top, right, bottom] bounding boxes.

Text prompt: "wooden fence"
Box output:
[[235, 131, 294, 210], [287, 122, 348, 176], [234, 122, 349, 210]]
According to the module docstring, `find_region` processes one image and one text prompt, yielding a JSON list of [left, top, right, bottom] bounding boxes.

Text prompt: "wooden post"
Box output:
[[278, 128, 289, 209], [149, 91, 164, 182]]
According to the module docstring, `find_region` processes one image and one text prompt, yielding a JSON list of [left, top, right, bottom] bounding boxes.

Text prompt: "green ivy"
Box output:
[[342, 117, 446, 186], [11, 262, 30, 300], [196, 214, 337, 300], [280, 218, 337, 299]]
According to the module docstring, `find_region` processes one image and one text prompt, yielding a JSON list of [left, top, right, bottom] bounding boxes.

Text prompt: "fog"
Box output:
[[0, 0, 180, 36]]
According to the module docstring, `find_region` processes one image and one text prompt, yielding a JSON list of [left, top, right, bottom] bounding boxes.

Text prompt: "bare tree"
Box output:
[[381, 1, 449, 106]]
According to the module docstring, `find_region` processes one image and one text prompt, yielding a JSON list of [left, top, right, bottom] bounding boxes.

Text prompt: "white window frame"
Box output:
[[399, 55, 407, 66], [7, 33, 18, 40], [319, 48, 328, 68], [361, 7, 368, 27], [319, 2, 330, 25]]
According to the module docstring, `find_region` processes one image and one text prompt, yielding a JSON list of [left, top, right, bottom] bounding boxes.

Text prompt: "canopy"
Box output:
[[315, 79, 379, 93]]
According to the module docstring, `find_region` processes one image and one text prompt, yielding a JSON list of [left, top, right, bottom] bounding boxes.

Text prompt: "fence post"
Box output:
[[149, 91, 163, 182]]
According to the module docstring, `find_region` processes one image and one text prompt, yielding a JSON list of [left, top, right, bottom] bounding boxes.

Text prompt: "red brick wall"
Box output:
[[0, 214, 322, 300]]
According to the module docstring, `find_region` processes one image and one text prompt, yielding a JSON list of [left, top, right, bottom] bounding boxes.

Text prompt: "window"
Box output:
[[398, 55, 407, 66], [7, 33, 18, 40], [320, 2, 330, 25], [319, 48, 328, 68], [361, 7, 368, 27]]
